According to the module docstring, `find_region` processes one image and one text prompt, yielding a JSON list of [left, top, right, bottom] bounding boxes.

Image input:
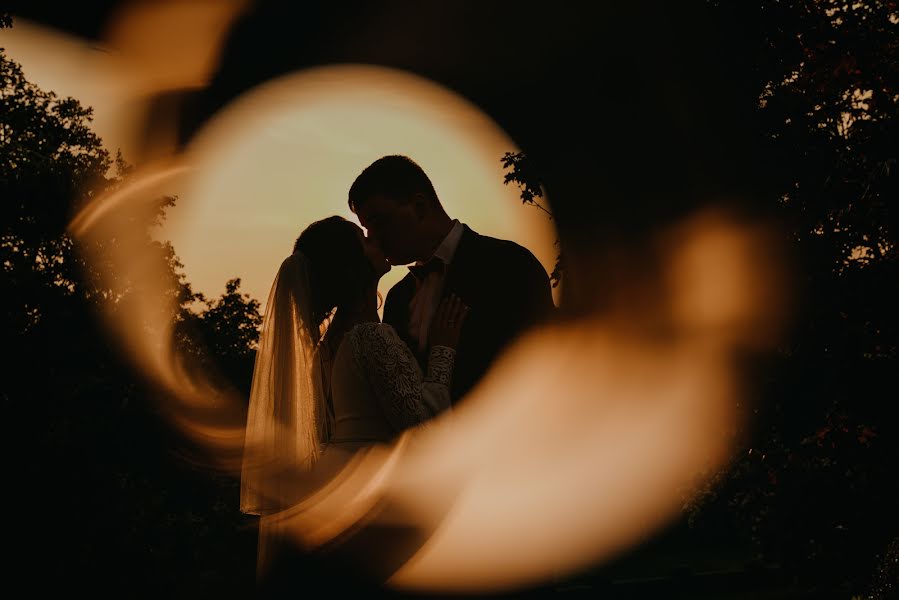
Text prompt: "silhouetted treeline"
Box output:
[[1, 16, 260, 596], [501, 2, 897, 597], [691, 3, 897, 596], [3, 2, 897, 598]]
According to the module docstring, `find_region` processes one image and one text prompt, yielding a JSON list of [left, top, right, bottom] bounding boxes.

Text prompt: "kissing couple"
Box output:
[[240, 154, 554, 583]]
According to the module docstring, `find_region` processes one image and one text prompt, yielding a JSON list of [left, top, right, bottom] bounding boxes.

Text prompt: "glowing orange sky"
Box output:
[[3, 19, 559, 311], [47, 6, 793, 592]]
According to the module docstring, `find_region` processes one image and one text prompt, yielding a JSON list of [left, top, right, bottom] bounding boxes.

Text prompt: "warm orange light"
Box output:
[[49, 3, 792, 593], [161, 63, 560, 313]]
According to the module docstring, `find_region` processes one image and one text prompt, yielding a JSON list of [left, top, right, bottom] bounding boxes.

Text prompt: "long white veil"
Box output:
[[239, 251, 329, 575]]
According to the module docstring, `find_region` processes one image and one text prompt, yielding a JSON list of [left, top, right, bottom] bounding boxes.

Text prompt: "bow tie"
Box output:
[[408, 257, 445, 281]]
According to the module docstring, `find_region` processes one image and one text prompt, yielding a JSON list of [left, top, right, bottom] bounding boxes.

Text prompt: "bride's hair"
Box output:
[[293, 216, 374, 338]]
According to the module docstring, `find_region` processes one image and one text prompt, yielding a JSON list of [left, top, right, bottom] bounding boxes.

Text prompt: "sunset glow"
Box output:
[[11, 1, 889, 596], [164, 64, 560, 311], [13, 3, 791, 593], [3, 18, 559, 310]]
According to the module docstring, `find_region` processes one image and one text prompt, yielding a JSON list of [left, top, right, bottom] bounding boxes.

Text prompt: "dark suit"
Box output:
[[384, 225, 554, 405]]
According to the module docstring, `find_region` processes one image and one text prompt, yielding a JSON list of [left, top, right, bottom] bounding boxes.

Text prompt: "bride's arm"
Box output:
[[420, 345, 455, 414], [351, 323, 454, 432]]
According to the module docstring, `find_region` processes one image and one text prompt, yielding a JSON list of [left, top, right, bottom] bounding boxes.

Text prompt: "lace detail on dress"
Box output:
[[426, 346, 455, 387], [350, 323, 453, 432]]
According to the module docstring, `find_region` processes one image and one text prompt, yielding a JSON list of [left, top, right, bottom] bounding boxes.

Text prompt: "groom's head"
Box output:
[[349, 155, 451, 265]]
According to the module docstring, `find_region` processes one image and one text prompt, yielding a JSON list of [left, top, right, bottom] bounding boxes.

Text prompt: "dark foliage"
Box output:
[[501, 3, 897, 595], [2, 17, 260, 594], [679, 2, 898, 596]]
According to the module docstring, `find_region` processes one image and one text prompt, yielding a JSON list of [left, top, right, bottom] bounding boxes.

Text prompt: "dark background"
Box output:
[[3, 1, 897, 598]]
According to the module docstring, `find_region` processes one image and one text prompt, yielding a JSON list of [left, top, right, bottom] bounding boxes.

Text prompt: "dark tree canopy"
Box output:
[[3, 2, 897, 597], [500, 3, 897, 595], [2, 15, 260, 594]]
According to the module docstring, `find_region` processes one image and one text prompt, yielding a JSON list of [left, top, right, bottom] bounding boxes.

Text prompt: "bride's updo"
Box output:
[[293, 216, 374, 333]]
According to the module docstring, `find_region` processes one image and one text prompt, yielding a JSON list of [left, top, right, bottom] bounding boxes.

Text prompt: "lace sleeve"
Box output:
[[351, 323, 454, 432]]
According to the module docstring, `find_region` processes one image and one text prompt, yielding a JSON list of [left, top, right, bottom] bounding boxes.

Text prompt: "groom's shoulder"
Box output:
[[467, 228, 543, 270]]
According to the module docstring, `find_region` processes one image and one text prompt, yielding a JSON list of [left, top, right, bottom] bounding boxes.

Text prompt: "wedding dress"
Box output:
[[239, 252, 454, 578], [324, 322, 454, 448]]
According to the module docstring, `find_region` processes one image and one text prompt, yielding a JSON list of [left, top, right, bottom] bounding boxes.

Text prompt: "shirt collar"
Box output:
[[420, 219, 464, 266]]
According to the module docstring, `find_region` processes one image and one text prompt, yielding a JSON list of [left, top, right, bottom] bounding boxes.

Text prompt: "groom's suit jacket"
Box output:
[[383, 225, 554, 406]]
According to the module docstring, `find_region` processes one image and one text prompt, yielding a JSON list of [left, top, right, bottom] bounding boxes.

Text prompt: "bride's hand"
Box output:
[[429, 293, 469, 349]]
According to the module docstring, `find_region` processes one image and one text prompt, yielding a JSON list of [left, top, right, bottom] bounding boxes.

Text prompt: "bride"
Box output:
[[239, 215, 468, 581]]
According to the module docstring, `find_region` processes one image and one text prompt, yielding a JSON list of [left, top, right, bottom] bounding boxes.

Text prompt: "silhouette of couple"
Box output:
[[240, 155, 554, 588]]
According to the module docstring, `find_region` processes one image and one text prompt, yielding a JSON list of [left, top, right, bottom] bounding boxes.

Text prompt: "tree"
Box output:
[[500, 3, 897, 594], [181, 278, 262, 398], [682, 2, 898, 596], [501, 151, 563, 288], [2, 15, 260, 594]]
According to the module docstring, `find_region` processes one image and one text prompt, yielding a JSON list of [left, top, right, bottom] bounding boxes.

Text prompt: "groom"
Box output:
[[349, 155, 554, 406]]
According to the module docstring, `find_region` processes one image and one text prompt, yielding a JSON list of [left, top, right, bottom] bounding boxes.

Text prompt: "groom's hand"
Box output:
[[429, 294, 469, 349]]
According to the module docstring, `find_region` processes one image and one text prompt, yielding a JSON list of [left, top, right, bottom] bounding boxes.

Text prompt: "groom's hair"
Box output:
[[348, 155, 440, 212]]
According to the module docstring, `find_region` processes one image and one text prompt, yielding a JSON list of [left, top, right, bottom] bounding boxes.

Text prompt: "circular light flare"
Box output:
[[33, 7, 792, 590], [160, 64, 561, 311]]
